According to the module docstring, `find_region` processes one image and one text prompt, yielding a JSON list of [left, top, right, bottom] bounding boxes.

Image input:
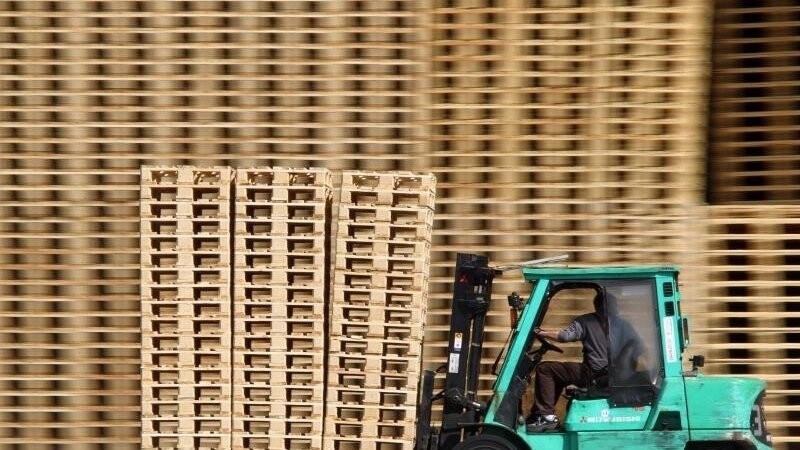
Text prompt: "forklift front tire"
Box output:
[[452, 434, 522, 450]]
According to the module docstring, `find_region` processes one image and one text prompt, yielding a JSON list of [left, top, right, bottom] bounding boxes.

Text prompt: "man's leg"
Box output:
[[531, 361, 584, 417]]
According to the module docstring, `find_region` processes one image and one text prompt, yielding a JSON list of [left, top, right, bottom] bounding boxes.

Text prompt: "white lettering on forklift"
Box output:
[[453, 332, 463, 351], [448, 353, 460, 373], [663, 316, 677, 363], [584, 414, 642, 424]]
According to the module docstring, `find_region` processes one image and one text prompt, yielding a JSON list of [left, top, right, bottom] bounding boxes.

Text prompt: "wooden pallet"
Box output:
[[232, 434, 323, 450], [324, 170, 435, 450], [141, 166, 234, 450], [143, 434, 233, 450], [233, 168, 331, 450]]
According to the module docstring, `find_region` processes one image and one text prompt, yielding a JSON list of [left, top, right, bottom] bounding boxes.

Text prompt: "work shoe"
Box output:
[[526, 415, 559, 433]]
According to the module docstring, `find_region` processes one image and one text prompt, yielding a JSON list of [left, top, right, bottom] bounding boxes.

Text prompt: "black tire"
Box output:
[[452, 434, 519, 450], [685, 442, 749, 450]]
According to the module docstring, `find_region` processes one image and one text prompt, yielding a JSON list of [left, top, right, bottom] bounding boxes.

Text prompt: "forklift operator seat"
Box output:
[[563, 370, 609, 401]]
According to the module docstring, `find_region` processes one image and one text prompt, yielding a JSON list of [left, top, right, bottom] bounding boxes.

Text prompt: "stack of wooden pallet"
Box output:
[[324, 171, 436, 450], [139, 168, 434, 449], [2, 1, 723, 448], [709, 0, 800, 204], [698, 205, 800, 445], [140, 166, 234, 449], [233, 168, 331, 450]]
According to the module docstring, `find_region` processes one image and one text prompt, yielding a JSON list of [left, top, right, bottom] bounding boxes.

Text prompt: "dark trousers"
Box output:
[[531, 361, 586, 416]]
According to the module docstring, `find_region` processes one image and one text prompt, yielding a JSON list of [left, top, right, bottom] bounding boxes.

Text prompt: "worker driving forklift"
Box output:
[[528, 288, 608, 432], [525, 282, 650, 432], [415, 253, 773, 450]]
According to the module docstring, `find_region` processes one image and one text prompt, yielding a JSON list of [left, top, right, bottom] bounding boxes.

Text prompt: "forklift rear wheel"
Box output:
[[452, 434, 520, 450]]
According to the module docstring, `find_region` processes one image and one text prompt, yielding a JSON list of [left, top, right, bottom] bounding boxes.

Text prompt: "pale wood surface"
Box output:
[[5, 0, 798, 449]]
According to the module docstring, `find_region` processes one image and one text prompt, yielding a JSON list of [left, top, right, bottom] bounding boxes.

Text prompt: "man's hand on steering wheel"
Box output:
[[534, 328, 564, 354]]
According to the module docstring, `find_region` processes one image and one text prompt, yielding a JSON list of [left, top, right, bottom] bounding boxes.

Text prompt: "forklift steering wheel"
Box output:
[[535, 333, 564, 354]]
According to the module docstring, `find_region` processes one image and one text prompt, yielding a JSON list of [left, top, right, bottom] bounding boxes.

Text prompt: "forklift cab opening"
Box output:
[[531, 278, 664, 410]]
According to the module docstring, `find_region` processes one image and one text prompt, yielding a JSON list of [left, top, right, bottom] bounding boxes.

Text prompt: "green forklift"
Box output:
[[415, 253, 773, 450]]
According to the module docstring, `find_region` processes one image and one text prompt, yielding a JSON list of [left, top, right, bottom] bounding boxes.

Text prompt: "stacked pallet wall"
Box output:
[[709, 1, 800, 203], [422, 0, 709, 396], [14, 0, 800, 448], [0, 0, 424, 445], [706, 4, 800, 448], [232, 168, 331, 450], [702, 206, 800, 448], [140, 166, 233, 450], [324, 171, 435, 450]]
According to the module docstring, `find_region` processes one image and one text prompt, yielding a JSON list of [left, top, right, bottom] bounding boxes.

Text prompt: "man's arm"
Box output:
[[535, 319, 584, 343], [534, 328, 563, 342]]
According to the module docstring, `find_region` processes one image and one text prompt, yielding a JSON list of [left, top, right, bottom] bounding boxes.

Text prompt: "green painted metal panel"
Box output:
[[689, 430, 773, 450], [684, 375, 765, 431], [644, 377, 688, 431], [576, 430, 688, 449], [485, 279, 549, 423], [564, 398, 651, 431], [522, 266, 679, 282], [655, 274, 684, 378], [521, 431, 570, 450]]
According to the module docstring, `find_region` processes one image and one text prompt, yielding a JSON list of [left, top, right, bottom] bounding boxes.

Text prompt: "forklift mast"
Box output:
[[416, 253, 495, 450]]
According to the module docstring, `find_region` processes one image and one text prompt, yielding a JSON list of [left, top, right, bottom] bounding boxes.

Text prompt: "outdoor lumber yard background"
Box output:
[[0, 0, 799, 449]]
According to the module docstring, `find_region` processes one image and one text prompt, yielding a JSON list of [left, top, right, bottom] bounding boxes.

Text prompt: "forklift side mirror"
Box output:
[[507, 292, 523, 329], [507, 292, 523, 309]]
